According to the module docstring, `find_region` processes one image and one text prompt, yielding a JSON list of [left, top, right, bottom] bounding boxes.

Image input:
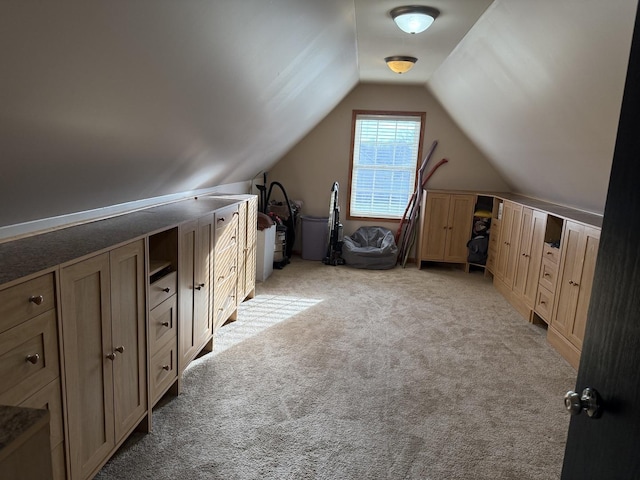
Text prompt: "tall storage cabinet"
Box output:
[[494, 200, 523, 285], [237, 196, 257, 303], [60, 240, 147, 480], [178, 215, 214, 373], [418, 191, 475, 266], [548, 221, 600, 367], [512, 208, 547, 309]]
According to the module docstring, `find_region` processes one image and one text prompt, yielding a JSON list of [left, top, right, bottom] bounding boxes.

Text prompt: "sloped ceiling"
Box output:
[[0, 0, 359, 227], [428, 0, 637, 214], [1, 0, 637, 230]]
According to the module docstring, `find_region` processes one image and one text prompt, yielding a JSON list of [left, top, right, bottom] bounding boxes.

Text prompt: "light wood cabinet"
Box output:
[[494, 201, 523, 285], [512, 208, 547, 308], [60, 240, 147, 480], [213, 204, 240, 331], [237, 196, 257, 304], [418, 192, 475, 266], [0, 273, 64, 480], [548, 221, 600, 368], [178, 215, 214, 372]]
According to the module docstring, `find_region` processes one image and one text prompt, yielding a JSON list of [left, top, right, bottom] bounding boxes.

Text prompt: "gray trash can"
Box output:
[[300, 215, 329, 261]]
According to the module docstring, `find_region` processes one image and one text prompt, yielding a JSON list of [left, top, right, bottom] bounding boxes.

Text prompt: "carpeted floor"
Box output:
[[95, 259, 576, 479]]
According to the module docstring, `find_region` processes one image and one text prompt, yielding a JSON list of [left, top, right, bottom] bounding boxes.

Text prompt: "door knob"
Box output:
[[564, 387, 603, 418]]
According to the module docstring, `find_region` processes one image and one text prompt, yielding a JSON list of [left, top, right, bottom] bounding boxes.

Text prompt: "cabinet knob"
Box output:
[[162, 287, 171, 293], [26, 353, 40, 364], [218, 217, 226, 223], [544, 273, 551, 277], [194, 282, 205, 290], [162, 365, 170, 371], [569, 280, 579, 286], [161, 321, 170, 327], [106, 353, 117, 360], [29, 295, 44, 306], [115, 346, 125, 353]]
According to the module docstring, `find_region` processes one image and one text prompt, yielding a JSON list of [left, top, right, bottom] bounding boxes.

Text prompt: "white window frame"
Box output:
[[347, 110, 425, 220]]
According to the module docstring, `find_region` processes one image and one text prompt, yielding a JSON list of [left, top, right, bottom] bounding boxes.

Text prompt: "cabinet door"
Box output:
[[443, 194, 475, 263], [61, 253, 114, 480], [194, 215, 213, 349], [236, 200, 248, 302], [178, 216, 213, 372], [178, 219, 197, 372], [497, 201, 523, 287], [568, 226, 600, 349], [551, 221, 584, 338], [420, 193, 450, 261], [513, 208, 547, 307], [110, 240, 147, 441], [245, 196, 258, 299]]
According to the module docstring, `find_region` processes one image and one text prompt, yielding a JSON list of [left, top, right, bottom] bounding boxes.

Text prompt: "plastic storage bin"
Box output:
[[300, 215, 329, 261]]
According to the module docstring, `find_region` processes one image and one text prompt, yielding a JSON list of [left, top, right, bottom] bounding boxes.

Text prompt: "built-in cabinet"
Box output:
[[178, 215, 214, 373], [148, 228, 179, 406], [418, 191, 475, 267], [0, 273, 65, 479], [419, 190, 601, 369], [0, 194, 258, 480], [60, 240, 147, 480], [494, 200, 523, 285], [237, 196, 257, 303], [213, 204, 239, 331], [547, 222, 600, 368]]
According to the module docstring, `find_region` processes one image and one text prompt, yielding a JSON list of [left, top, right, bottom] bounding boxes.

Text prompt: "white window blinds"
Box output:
[[350, 113, 422, 219]]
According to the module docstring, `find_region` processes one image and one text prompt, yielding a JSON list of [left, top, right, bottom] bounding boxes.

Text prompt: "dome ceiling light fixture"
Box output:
[[390, 5, 440, 34], [384, 56, 418, 74]]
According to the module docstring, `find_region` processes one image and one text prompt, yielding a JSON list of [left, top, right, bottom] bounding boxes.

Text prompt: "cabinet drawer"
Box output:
[[149, 271, 177, 310], [214, 284, 237, 330], [0, 273, 55, 334], [539, 258, 558, 291], [150, 341, 178, 405], [215, 253, 238, 285], [215, 206, 239, 246], [534, 285, 554, 322], [149, 295, 177, 355], [542, 243, 561, 264], [0, 309, 59, 401]]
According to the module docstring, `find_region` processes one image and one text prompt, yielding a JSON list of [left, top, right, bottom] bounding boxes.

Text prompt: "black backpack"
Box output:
[[467, 235, 489, 265]]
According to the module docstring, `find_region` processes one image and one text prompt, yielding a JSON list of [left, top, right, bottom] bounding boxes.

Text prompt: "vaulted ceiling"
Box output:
[[0, 1, 636, 230]]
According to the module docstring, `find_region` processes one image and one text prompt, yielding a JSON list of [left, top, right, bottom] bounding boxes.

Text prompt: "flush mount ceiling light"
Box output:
[[384, 56, 417, 74], [390, 5, 440, 34]]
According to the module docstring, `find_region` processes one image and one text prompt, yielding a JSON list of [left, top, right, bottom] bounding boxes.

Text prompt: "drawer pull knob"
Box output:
[[161, 321, 170, 327], [544, 273, 551, 277], [194, 282, 205, 290], [546, 251, 553, 255], [106, 353, 117, 360], [162, 365, 170, 371], [26, 353, 40, 364], [162, 287, 171, 293], [115, 346, 125, 353], [218, 217, 226, 223], [29, 295, 44, 306]]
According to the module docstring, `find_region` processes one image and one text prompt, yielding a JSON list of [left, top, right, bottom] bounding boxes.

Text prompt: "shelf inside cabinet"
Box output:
[[149, 260, 172, 278]]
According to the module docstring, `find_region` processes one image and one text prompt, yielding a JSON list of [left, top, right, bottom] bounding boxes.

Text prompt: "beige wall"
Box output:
[[266, 83, 509, 239]]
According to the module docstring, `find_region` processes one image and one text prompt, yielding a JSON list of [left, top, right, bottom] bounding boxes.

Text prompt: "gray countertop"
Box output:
[[0, 405, 49, 456], [0, 195, 240, 285]]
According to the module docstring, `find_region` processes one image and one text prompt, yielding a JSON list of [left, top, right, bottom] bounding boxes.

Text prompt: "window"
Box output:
[[348, 110, 425, 220]]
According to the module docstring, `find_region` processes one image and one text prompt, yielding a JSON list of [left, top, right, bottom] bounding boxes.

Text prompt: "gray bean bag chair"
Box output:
[[342, 226, 398, 269]]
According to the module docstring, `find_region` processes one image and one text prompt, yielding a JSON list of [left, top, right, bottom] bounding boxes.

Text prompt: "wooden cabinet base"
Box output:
[[493, 276, 532, 323], [547, 325, 580, 369]]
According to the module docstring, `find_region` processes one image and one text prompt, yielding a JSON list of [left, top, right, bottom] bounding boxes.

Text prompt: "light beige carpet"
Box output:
[[96, 259, 576, 479]]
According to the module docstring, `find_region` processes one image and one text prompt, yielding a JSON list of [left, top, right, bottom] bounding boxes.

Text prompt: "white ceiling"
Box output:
[[355, 0, 494, 84], [0, 0, 636, 229]]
